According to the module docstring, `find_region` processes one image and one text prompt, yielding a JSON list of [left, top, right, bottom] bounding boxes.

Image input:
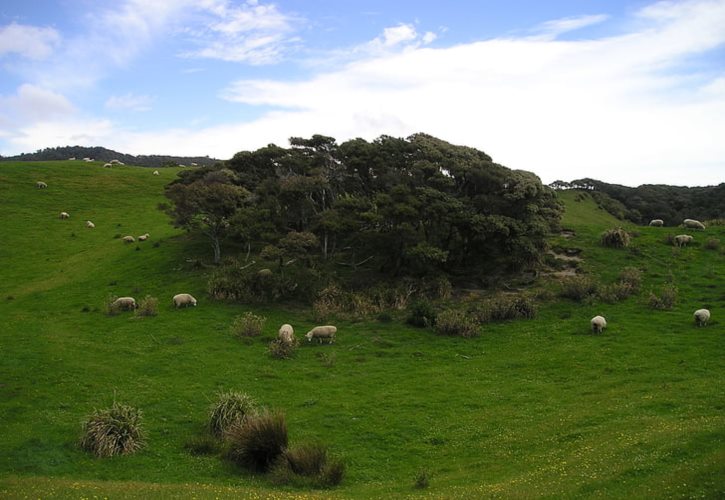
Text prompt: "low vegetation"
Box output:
[[224, 410, 288, 472], [208, 391, 257, 438], [80, 402, 146, 458]]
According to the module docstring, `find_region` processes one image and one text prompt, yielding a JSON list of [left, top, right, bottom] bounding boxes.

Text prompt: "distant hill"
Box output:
[[550, 178, 725, 226], [0, 145, 220, 169]]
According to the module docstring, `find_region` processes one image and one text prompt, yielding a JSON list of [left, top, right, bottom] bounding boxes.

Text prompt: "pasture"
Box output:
[[0, 162, 723, 498]]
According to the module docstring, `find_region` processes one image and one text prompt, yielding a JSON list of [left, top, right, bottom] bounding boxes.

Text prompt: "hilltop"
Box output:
[[0, 145, 219, 169], [0, 160, 723, 498]]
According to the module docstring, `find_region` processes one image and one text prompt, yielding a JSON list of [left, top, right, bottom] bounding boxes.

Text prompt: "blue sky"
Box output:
[[1, 0, 723, 186]]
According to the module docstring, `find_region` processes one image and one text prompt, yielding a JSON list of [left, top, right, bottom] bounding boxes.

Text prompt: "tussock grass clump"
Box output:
[[434, 310, 479, 338], [80, 402, 146, 458], [601, 227, 631, 248], [599, 282, 634, 303], [270, 442, 345, 488], [135, 295, 158, 317], [475, 294, 538, 322], [225, 410, 288, 472], [413, 469, 430, 489], [184, 434, 221, 456], [268, 338, 298, 360], [704, 238, 720, 250], [648, 284, 678, 310], [407, 299, 437, 327], [618, 267, 642, 292], [231, 312, 266, 338], [208, 391, 257, 438], [559, 276, 598, 302]]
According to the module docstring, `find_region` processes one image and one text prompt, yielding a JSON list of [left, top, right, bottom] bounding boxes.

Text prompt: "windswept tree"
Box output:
[[166, 173, 249, 264]]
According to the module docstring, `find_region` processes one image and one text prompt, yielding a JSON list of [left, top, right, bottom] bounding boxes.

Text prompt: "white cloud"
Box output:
[[105, 93, 154, 112], [0, 84, 75, 127], [536, 14, 609, 37], [0, 23, 60, 60]]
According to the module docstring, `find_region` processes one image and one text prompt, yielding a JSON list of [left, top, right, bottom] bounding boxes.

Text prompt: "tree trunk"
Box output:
[[212, 237, 221, 265], [323, 231, 328, 260]]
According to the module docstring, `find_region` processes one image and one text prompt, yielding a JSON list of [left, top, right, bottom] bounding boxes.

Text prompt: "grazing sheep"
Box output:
[[153, 170, 159, 175], [694, 309, 710, 327], [305, 325, 337, 344], [122, 235, 135, 243], [68, 157, 76, 161], [278, 324, 295, 344], [173, 293, 197, 308], [138, 233, 150, 241], [590, 315, 607, 334], [59, 212, 70, 219], [110, 159, 121, 165], [674, 234, 693, 247], [112, 296, 137, 311], [683, 219, 706, 230], [649, 219, 664, 227], [190, 162, 198, 166], [86, 220, 95, 228], [36, 181, 47, 189], [103, 163, 112, 168], [83, 157, 93, 162]]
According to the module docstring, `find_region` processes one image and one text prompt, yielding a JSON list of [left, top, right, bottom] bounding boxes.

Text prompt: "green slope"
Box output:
[[0, 162, 723, 498]]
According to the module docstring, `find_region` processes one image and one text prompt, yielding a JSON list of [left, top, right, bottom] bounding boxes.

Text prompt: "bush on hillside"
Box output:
[[225, 410, 288, 472], [704, 238, 720, 250], [648, 284, 678, 310], [407, 300, 437, 327], [80, 402, 146, 458], [434, 310, 479, 338], [413, 470, 431, 489], [270, 442, 345, 488], [618, 267, 642, 292], [208, 391, 257, 438], [230, 312, 266, 338], [473, 294, 538, 322], [135, 295, 158, 317], [268, 338, 298, 360], [559, 276, 598, 302], [600, 227, 631, 248]]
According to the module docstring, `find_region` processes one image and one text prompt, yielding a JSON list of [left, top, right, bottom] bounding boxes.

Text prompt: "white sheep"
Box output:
[[278, 324, 295, 344], [59, 212, 70, 219], [83, 157, 93, 162], [694, 309, 710, 327], [86, 220, 95, 228], [649, 219, 664, 227], [683, 219, 705, 230], [36, 181, 47, 189], [674, 234, 693, 247], [68, 157, 76, 161], [110, 159, 121, 165], [173, 293, 197, 308], [122, 235, 135, 243], [153, 170, 159, 176], [112, 296, 137, 311], [103, 163, 112, 168], [305, 325, 337, 344], [590, 316, 607, 334], [138, 233, 150, 241]]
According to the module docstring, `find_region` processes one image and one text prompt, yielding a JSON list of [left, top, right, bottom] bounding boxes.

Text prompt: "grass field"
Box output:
[[0, 162, 723, 498]]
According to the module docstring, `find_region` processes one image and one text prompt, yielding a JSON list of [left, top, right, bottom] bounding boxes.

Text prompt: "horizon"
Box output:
[[1, 0, 724, 187]]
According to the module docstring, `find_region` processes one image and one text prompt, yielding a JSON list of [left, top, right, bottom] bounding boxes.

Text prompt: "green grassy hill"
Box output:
[[1, 162, 723, 498]]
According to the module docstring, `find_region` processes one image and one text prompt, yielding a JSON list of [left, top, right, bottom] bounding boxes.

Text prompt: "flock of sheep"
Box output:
[[591, 217, 713, 334]]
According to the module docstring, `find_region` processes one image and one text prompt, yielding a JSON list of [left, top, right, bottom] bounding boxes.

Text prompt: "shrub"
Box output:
[[135, 295, 158, 317], [435, 310, 479, 338], [407, 300, 437, 327], [268, 338, 297, 360], [208, 391, 256, 438], [600, 227, 631, 248], [618, 267, 642, 292], [486, 295, 537, 321], [231, 312, 266, 338], [414, 469, 430, 489], [316, 351, 336, 368], [705, 238, 720, 250], [225, 410, 288, 472], [80, 402, 146, 457], [559, 276, 598, 302], [599, 282, 634, 304], [377, 311, 392, 323], [184, 434, 221, 456], [271, 443, 345, 488], [648, 284, 678, 310]]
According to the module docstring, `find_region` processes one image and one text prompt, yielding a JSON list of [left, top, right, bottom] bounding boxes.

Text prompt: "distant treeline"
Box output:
[[0, 146, 219, 169], [550, 178, 725, 226]]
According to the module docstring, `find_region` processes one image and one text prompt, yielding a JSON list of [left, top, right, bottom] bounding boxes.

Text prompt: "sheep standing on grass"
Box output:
[[591, 316, 607, 334], [674, 235, 693, 247], [103, 163, 112, 168], [138, 233, 150, 241], [649, 219, 664, 227], [153, 170, 159, 176], [694, 309, 710, 327], [305, 325, 337, 344], [173, 293, 197, 308], [59, 212, 70, 219], [86, 221, 95, 228], [122, 235, 135, 243], [112, 297, 137, 311], [278, 324, 295, 344], [683, 219, 706, 230], [36, 181, 47, 189]]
